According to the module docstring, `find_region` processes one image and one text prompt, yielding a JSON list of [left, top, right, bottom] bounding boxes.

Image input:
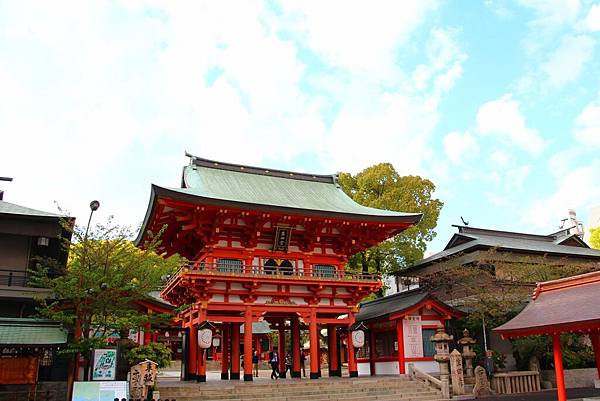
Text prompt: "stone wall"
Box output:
[[0, 382, 67, 401], [542, 368, 599, 388]]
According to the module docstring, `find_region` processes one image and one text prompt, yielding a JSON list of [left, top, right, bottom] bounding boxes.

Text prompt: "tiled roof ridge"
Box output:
[[453, 225, 556, 242], [185, 152, 338, 185], [0, 200, 64, 218], [532, 269, 600, 300], [359, 288, 427, 306]]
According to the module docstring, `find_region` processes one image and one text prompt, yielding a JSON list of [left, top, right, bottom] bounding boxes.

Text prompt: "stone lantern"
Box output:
[[458, 328, 476, 382], [431, 327, 453, 399]]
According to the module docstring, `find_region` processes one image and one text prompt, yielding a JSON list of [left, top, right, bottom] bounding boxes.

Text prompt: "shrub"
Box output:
[[126, 342, 171, 368]]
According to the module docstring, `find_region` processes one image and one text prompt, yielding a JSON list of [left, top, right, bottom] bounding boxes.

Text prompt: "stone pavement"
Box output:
[[480, 387, 600, 401]]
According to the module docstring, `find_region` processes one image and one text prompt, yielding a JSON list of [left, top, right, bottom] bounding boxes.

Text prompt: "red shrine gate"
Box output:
[[135, 154, 421, 381]]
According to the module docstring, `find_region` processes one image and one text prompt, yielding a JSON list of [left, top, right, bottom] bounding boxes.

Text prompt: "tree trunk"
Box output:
[[360, 252, 369, 275]]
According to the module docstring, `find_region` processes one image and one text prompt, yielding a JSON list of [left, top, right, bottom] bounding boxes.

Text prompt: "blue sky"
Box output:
[[1, 1, 600, 254]]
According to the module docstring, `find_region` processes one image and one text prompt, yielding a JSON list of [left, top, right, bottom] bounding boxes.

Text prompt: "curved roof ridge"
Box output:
[[185, 152, 337, 184]]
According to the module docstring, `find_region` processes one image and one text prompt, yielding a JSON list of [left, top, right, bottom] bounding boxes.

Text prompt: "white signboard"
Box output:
[[92, 349, 117, 381], [402, 315, 423, 358], [72, 381, 128, 401]]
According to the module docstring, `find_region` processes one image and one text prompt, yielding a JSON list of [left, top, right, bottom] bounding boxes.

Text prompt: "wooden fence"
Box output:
[[492, 371, 541, 394]]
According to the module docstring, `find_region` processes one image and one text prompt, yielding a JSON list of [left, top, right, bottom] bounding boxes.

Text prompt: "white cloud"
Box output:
[[443, 131, 478, 163], [525, 160, 600, 229], [0, 0, 467, 229], [489, 150, 512, 167], [518, 0, 581, 52], [413, 28, 467, 96], [485, 0, 513, 18], [541, 35, 595, 89], [275, 1, 437, 82], [476, 95, 546, 155], [574, 101, 600, 146], [583, 4, 600, 31]]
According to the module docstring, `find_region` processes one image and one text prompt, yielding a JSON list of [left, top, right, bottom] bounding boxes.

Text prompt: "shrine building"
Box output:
[[135, 154, 421, 382]]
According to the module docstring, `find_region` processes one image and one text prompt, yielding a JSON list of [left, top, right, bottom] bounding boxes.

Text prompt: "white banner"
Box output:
[[402, 316, 423, 358]]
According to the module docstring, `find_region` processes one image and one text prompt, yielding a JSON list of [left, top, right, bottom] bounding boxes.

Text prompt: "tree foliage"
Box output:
[[338, 163, 443, 279], [421, 249, 599, 328], [590, 227, 600, 250], [126, 342, 172, 369], [32, 218, 182, 359]]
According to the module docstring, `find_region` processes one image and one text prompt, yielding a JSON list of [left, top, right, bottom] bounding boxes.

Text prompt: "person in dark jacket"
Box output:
[[252, 350, 259, 377], [269, 350, 279, 379]]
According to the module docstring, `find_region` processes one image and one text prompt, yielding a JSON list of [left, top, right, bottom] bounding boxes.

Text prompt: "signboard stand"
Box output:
[[402, 316, 423, 358], [92, 348, 117, 381]]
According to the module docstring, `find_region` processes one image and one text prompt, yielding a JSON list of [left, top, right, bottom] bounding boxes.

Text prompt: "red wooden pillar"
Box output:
[[396, 319, 405, 375], [231, 322, 241, 380], [309, 309, 319, 379], [553, 333, 567, 401], [243, 307, 253, 381], [278, 326, 287, 378], [590, 329, 600, 380], [143, 323, 152, 345], [291, 317, 301, 378], [327, 324, 340, 377], [221, 323, 229, 380], [189, 323, 198, 380], [347, 330, 358, 377]]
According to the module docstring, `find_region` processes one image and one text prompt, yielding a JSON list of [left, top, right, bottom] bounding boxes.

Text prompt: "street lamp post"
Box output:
[[68, 200, 100, 399], [84, 200, 100, 241]]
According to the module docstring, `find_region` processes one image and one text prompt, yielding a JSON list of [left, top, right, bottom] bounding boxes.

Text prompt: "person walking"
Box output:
[[252, 350, 260, 377], [269, 350, 279, 379], [301, 350, 306, 378], [285, 352, 292, 376]]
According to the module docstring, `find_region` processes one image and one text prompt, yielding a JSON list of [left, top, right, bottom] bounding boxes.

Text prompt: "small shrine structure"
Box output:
[[354, 289, 463, 376], [135, 154, 421, 381], [494, 271, 600, 401]]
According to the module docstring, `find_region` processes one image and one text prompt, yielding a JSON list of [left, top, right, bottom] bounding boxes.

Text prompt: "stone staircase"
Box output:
[[158, 376, 446, 401]]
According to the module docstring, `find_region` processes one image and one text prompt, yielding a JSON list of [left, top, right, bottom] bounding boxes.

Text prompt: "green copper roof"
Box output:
[[0, 318, 67, 346], [162, 157, 421, 221]]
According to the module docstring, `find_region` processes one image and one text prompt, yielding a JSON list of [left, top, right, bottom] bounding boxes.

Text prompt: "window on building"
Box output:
[[263, 259, 277, 275], [313, 264, 335, 278], [374, 330, 398, 357], [422, 328, 436, 357], [217, 258, 243, 273], [279, 259, 294, 275]]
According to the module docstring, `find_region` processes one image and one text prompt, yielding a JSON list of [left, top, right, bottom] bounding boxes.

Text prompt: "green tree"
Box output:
[[590, 227, 600, 249], [126, 342, 172, 369], [422, 249, 599, 330], [338, 163, 443, 281], [32, 218, 181, 379]]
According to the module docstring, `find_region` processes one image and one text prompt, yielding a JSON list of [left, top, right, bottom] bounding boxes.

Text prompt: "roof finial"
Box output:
[[460, 216, 469, 226]]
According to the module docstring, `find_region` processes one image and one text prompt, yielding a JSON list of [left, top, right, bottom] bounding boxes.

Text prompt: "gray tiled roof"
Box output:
[[355, 290, 430, 322], [406, 225, 600, 272], [240, 321, 272, 334], [0, 200, 63, 218]]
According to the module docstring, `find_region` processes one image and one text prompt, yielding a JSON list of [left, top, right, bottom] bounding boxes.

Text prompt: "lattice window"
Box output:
[[313, 264, 335, 278], [217, 259, 243, 273], [374, 330, 398, 357]]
